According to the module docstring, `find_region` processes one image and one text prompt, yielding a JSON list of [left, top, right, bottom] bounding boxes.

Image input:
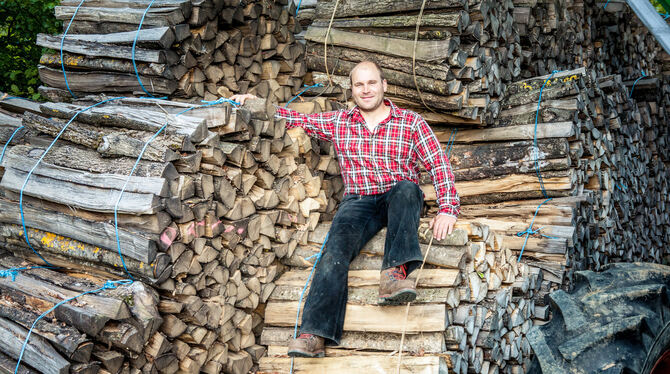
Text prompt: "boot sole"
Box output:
[[287, 349, 325, 358], [378, 288, 417, 305]]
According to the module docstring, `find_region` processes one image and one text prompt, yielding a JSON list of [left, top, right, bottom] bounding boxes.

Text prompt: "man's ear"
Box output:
[[382, 79, 387, 92]]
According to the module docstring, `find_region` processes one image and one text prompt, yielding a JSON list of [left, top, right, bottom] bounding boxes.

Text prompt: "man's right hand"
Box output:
[[230, 93, 257, 105]]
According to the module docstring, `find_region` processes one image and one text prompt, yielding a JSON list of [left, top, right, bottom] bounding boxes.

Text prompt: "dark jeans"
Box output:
[[299, 180, 424, 345]]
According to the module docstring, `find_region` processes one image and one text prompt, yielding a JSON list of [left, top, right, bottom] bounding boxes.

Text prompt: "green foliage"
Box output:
[[0, 0, 61, 100], [651, 0, 670, 15]]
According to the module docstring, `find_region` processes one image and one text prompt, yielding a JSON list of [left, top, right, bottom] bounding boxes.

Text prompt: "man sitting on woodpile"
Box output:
[[231, 60, 459, 358]]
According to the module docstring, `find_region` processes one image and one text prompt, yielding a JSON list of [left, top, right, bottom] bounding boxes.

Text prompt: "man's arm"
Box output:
[[231, 94, 337, 142], [411, 117, 460, 239]]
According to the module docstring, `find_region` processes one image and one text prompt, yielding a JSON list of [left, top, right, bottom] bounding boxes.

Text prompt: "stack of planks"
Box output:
[[300, 0, 523, 125], [0, 96, 344, 373], [37, 0, 306, 102], [259, 220, 547, 374]]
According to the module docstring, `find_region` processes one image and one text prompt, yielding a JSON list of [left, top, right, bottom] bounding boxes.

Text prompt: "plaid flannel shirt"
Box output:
[[275, 99, 460, 217]]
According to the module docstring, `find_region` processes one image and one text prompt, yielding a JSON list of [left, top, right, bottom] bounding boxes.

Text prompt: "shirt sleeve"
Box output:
[[412, 117, 460, 217], [274, 106, 338, 142]]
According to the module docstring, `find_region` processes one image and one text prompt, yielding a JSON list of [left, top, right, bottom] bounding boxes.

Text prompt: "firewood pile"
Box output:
[[259, 220, 547, 374], [300, 0, 524, 125], [0, 95, 344, 373], [36, 0, 306, 103]]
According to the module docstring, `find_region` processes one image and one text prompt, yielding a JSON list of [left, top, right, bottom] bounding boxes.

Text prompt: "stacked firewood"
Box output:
[[259, 220, 547, 374], [36, 0, 306, 102], [0, 96, 343, 373], [300, 0, 523, 125]]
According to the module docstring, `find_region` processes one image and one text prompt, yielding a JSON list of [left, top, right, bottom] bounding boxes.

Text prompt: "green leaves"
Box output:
[[0, 0, 62, 99]]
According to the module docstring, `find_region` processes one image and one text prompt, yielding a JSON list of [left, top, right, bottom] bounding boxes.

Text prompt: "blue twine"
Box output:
[[0, 126, 24, 164], [603, 0, 610, 8], [534, 70, 560, 198], [0, 266, 52, 282], [285, 84, 323, 107], [113, 97, 236, 279], [445, 128, 458, 159], [19, 97, 124, 267], [615, 182, 627, 192], [132, 0, 166, 99], [629, 70, 646, 98], [517, 198, 555, 262], [14, 279, 131, 374], [0, 96, 26, 101], [201, 97, 241, 107], [60, 0, 86, 98], [295, 0, 303, 15], [289, 232, 330, 374]]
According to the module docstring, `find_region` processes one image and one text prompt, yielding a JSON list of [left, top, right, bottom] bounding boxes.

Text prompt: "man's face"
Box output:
[[351, 63, 387, 112]]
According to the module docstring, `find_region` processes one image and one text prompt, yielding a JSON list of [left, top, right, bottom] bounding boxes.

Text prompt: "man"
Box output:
[[231, 60, 459, 358]]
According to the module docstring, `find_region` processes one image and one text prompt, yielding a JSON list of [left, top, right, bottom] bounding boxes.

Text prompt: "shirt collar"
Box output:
[[347, 99, 401, 124]]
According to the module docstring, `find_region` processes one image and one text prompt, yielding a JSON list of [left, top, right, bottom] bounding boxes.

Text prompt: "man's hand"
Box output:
[[230, 93, 257, 105], [429, 214, 457, 240]]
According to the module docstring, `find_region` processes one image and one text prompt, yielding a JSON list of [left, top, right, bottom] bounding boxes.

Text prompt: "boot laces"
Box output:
[[388, 264, 407, 280]]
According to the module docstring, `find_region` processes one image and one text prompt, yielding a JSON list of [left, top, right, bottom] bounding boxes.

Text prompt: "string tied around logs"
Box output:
[[285, 83, 324, 107], [201, 97, 241, 107], [629, 70, 647, 98], [132, 0, 168, 99], [60, 0, 86, 98]]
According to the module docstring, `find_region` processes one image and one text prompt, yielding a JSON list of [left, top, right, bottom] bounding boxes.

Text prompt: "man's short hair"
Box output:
[[349, 60, 385, 85]]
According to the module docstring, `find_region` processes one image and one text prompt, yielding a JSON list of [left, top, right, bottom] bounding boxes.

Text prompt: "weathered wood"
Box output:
[[40, 53, 177, 80], [260, 355, 449, 374], [437, 122, 575, 143], [311, 12, 466, 30], [38, 66, 177, 95], [304, 27, 458, 62], [261, 327, 445, 354], [265, 302, 446, 333], [0, 317, 69, 374], [55, 27, 175, 48], [275, 269, 460, 288], [37, 34, 167, 64], [40, 102, 207, 143], [0, 198, 157, 263], [3, 145, 169, 196], [1, 167, 162, 216], [315, 0, 467, 18], [54, 6, 186, 26]]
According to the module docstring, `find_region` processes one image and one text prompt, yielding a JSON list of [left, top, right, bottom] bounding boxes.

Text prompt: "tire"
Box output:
[[527, 262, 670, 374]]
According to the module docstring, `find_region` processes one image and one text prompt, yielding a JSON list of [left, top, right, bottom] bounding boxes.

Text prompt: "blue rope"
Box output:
[[518, 70, 562, 262], [289, 232, 330, 374], [295, 0, 303, 15], [132, 0, 167, 99], [19, 97, 124, 267], [534, 70, 560, 198], [446, 128, 458, 159], [14, 279, 131, 374], [629, 70, 646, 98], [285, 84, 323, 107], [0, 266, 52, 282], [517, 198, 555, 262], [112, 97, 238, 279], [60, 0, 86, 98], [603, 0, 610, 8], [201, 97, 241, 106], [0, 126, 24, 164]]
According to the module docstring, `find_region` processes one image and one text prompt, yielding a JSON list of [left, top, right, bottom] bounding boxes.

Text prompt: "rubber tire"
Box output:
[[527, 262, 670, 374]]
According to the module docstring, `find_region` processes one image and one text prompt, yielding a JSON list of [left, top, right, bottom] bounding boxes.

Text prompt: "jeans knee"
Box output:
[[392, 180, 422, 204]]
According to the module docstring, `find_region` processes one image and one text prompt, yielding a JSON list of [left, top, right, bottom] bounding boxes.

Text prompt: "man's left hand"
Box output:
[[429, 214, 457, 240]]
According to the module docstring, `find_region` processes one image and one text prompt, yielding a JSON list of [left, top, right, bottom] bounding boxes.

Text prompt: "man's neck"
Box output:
[[360, 102, 391, 131]]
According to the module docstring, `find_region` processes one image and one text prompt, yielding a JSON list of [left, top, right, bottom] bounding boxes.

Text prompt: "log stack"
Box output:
[[259, 219, 548, 374], [36, 0, 306, 103], [0, 96, 344, 373], [299, 0, 524, 125]]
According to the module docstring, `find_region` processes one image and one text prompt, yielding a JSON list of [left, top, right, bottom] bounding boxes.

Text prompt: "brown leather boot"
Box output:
[[287, 333, 325, 358], [378, 264, 417, 305]]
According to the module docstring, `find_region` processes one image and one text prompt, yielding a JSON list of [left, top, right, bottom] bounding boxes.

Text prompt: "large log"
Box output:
[[0, 317, 69, 374], [0, 167, 162, 216], [37, 66, 177, 95], [54, 6, 186, 26], [40, 102, 207, 143], [311, 12, 467, 31], [304, 27, 458, 62], [3, 145, 168, 196], [315, 0, 467, 18], [0, 198, 157, 263], [36, 34, 168, 64], [53, 27, 175, 48], [40, 53, 178, 80], [260, 355, 449, 374]]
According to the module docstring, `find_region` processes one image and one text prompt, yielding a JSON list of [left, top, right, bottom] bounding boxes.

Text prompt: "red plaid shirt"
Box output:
[[275, 100, 460, 217]]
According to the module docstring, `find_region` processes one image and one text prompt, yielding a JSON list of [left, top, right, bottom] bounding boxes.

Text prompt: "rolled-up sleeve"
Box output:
[[275, 106, 339, 142]]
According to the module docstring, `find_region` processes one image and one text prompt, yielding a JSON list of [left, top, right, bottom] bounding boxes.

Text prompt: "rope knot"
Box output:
[[0, 269, 19, 282], [102, 279, 133, 290], [201, 97, 241, 107]]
